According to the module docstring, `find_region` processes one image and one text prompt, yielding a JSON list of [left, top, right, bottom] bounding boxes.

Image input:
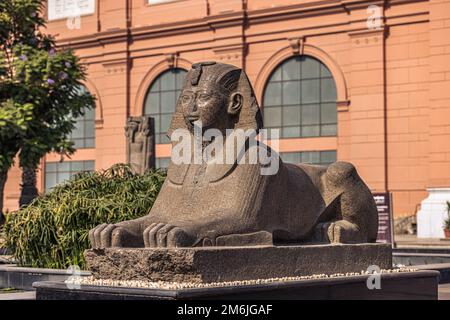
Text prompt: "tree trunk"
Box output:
[[19, 166, 39, 207], [0, 169, 7, 222]]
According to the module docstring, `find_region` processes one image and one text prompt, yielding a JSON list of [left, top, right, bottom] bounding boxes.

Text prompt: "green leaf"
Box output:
[[3, 164, 166, 269]]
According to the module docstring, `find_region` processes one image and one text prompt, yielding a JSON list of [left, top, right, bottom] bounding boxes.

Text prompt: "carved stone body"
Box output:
[[89, 61, 378, 248]]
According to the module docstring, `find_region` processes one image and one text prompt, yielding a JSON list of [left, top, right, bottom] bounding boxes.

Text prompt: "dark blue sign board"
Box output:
[[373, 192, 394, 245]]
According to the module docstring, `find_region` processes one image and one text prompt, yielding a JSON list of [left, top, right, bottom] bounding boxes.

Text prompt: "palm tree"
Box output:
[[18, 166, 38, 207], [0, 169, 7, 216]]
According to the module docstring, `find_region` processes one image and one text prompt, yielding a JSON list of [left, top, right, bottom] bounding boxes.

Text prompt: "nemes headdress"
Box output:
[[167, 61, 263, 137]]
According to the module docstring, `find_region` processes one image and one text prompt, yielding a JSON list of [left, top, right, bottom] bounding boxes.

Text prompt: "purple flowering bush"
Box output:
[[0, 0, 95, 212]]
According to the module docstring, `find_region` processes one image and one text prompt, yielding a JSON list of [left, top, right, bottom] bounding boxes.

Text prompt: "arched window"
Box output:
[[263, 56, 337, 138], [70, 85, 95, 148], [144, 68, 187, 144]]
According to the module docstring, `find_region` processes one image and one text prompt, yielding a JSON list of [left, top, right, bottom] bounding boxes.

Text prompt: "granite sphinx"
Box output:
[[89, 61, 378, 249]]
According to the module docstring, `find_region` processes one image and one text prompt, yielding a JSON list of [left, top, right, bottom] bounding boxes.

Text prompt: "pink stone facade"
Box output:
[[3, 0, 450, 219]]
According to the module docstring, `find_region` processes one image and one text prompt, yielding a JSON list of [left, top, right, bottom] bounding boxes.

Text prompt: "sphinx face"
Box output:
[[179, 84, 229, 133]]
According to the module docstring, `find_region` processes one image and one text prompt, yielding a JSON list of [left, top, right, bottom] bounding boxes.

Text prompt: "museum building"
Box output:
[[3, 0, 450, 237]]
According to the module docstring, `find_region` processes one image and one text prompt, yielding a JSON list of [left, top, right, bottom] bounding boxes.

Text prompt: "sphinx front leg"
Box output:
[[143, 213, 268, 248], [327, 220, 364, 244], [143, 220, 223, 248], [89, 216, 151, 248], [311, 219, 364, 244], [143, 223, 196, 247]]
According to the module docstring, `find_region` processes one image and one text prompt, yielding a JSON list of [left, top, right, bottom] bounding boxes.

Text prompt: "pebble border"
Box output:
[[65, 267, 418, 290]]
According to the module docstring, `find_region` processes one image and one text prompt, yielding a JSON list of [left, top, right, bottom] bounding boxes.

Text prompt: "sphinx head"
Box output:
[[168, 61, 263, 137]]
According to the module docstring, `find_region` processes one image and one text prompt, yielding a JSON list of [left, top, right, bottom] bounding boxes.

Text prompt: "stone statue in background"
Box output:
[[90, 61, 378, 248], [125, 116, 155, 175]]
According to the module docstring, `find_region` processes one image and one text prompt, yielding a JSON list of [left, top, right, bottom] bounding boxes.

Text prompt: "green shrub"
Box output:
[[4, 164, 166, 269]]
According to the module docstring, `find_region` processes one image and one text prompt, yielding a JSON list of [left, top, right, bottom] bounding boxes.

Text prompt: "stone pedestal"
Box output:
[[33, 270, 439, 300], [84, 244, 392, 283], [32, 244, 440, 300], [417, 188, 450, 238]]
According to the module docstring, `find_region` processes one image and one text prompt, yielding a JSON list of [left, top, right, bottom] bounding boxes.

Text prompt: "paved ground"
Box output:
[[0, 287, 449, 300], [439, 284, 450, 300], [0, 291, 36, 300], [394, 234, 450, 248]]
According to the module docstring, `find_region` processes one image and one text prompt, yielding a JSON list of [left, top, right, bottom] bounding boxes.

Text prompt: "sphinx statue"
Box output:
[[89, 61, 378, 248]]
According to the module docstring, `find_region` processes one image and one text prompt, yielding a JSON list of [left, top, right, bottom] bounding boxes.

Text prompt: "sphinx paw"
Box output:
[[143, 223, 195, 247], [327, 220, 361, 244], [89, 224, 138, 248], [89, 224, 117, 249]]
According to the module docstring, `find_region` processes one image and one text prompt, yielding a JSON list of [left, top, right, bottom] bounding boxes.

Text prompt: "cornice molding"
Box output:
[[347, 25, 388, 38], [340, 0, 386, 11], [213, 43, 246, 65], [52, 1, 344, 47], [102, 58, 129, 74], [57, 28, 129, 49], [213, 43, 246, 55], [206, 11, 246, 29], [387, 0, 428, 6], [53, 0, 426, 55], [131, 21, 211, 41]]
